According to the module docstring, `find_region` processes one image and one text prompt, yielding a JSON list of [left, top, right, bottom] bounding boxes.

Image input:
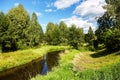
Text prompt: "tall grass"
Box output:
[[76, 62, 120, 80]]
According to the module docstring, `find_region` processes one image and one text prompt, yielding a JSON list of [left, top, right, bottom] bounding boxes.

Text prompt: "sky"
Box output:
[[0, 0, 106, 33]]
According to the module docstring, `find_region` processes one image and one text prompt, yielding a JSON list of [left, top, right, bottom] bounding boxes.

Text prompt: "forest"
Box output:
[[0, 0, 120, 80]]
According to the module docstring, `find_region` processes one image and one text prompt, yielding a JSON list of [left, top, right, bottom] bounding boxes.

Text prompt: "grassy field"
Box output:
[[73, 49, 120, 71], [0, 46, 68, 72], [31, 49, 120, 80]]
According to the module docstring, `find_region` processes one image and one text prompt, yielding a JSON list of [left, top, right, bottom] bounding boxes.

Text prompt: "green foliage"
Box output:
[[0, 11, 11, 52], [105, 0, 120, 29], [1, 4, 44, 52], [85, 27, 95, 45], [26, 12, 44, 47], [68, 24, 84, 49], [7, 4, 30, 50], [95, 0, 120, 52], [105, 29, 120, 52], [59, 21, 69, 45], [45, 22, 61, 45]]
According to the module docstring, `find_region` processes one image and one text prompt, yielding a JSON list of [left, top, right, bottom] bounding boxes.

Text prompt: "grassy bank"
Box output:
[[73, 50, 120, 71], [0, 46, 68, 72], [31, 49, 120, 80], [31, 49, 80, 80]]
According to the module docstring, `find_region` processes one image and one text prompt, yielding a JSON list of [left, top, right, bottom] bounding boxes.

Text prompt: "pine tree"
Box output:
[[85, 27, 95, 45]]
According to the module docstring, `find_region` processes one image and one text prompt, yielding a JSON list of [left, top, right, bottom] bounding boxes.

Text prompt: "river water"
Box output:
[[0, 50, 63, 80]]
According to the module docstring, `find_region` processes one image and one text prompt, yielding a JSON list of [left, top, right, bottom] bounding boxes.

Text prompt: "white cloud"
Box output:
[[54, 0, 80, 9], [60, 16, 96, 33], [45, 9, 53, 12], [14, 3, 19, 6], [73, 0, 106, 18], [63, 0, 107, 33], [35, 12, 42, 17]]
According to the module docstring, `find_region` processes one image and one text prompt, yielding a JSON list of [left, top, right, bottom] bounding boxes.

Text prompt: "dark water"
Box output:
[[0, 50, 63, 80]]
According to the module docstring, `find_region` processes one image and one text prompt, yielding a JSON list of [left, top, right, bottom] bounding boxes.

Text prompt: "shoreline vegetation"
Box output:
[[0, 46, 69, 72], [31, 49, 120, 80]]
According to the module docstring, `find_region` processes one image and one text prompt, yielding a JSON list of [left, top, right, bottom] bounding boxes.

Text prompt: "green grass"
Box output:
[[31, 49, 80, 80], [76, 62, 120, 80], [31, 49, 120, 80], [0, 46, 68, 72], [73, 50, 120, 70]]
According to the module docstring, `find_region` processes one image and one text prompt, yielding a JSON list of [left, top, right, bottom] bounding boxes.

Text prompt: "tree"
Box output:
[[95, 0, 120, 52], [0, 12, 11, 52], [59, 21, 69, 45], [52, 24, 61, 45], [105, 0, 120, 29], [105, 29, 120, 52], [7, 4, 30, 49], [45, 22, 55, 45], [85, 27, 95, 45], [26, 12, 43, 47], [68, 24, 84, 49], [45, 22, 61, 45]]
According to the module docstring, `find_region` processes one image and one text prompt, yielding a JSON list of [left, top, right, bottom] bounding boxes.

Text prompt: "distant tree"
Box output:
[[26, 12, 44, 47], [52, 24, 61, 45], [45, 22, 55, 45], [45, 22, 61, 45], [7, 4, 30, 49], [59, 21, 69, 45], [68, 24, 84, 49], [85, 27, 95, 45]]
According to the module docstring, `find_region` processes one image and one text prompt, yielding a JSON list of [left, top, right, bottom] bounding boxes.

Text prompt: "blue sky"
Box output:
[[0, 0, 106, 32]]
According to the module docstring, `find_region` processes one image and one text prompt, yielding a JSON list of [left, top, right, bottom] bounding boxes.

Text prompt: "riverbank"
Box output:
[[31, 49, 120, 80], [0, 46, 68, 72]]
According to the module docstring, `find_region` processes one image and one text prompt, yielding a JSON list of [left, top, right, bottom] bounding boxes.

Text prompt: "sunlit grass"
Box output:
[[73, 50, 120, 70], [0, 46, 69, 72], [31, 49, 80, 80], [31, 49, 120, 80]]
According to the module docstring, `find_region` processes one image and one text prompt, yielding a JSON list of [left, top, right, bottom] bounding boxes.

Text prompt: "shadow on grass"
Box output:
[[115, 50, 120, 55], [90, 49, 110, 58]]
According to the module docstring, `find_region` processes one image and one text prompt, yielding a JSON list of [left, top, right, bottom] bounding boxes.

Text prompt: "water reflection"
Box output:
[[41, 54, 49, 75]]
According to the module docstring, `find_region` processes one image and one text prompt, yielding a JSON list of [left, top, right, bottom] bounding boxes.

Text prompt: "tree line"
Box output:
[[0, 4, 87, 52], [0, 0, 120, 53]]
